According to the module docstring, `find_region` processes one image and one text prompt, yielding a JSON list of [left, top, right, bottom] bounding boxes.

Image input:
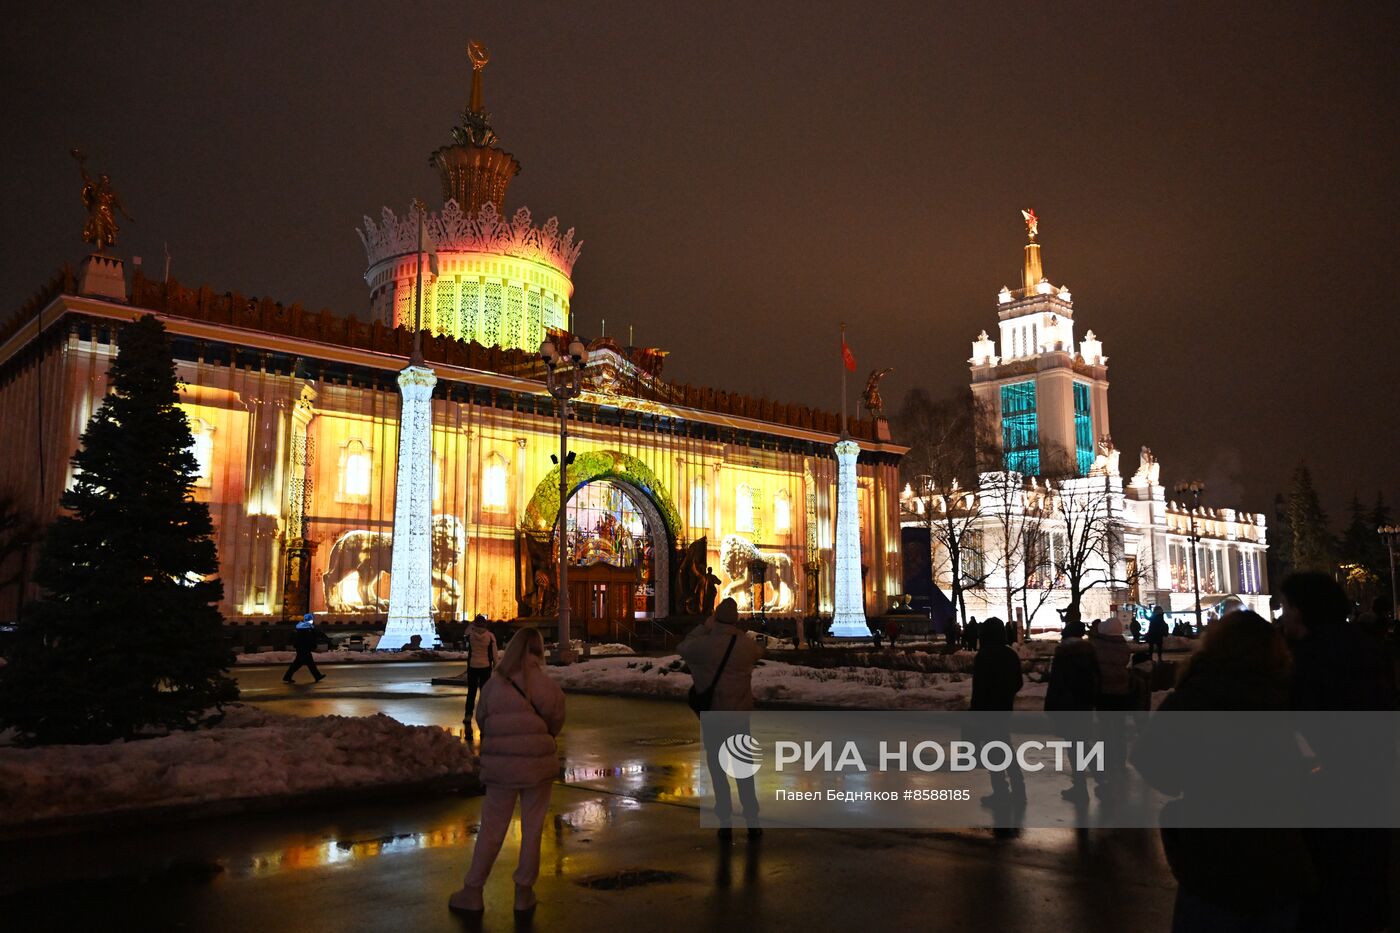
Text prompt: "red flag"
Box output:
[[841, 334, 856, 372]]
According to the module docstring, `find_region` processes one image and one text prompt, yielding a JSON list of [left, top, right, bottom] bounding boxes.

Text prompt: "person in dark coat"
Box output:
[[1145, 605, 1169, 662], [1133, 610, 1312, 932], [1044, 624, 1099, 802], [283, 613, 326, 684], [945, 617, 961, 649], [1280, 572, 1397, 933], [963, 617, 979, 652], [970, 617, 1024, 806], [1090, 616, 1133, 779]]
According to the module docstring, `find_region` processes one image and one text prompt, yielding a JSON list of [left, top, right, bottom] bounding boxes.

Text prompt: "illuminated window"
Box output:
[[1000, 381, 1040, 475], [484, 282, 502, 347], [506, 286, 524, 350], [736, 485, 755, 533], [482, 452, 508, 511], [432, 456, 447, 506], [774, 490, 791, 534], [188, 418, 214, 488], [1073, 382, 1093, 476], [340, 440, 372, 501], [689, 480, 708, 529], [434, 279, 456, 338], [460, 280, 481, 342]]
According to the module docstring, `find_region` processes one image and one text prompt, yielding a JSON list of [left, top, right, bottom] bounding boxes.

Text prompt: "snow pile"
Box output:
[[566, 641, 637, 658], [547, 656, 1051, 711], [0, 704, 475, 827]]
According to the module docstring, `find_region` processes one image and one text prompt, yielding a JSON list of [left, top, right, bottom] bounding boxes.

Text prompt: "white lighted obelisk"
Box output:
[[382, 200, 439, 650], [830, 324, 868, 636]]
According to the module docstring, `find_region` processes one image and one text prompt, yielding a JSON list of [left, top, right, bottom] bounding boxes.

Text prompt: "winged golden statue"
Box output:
[[861, 367, 895, 418]]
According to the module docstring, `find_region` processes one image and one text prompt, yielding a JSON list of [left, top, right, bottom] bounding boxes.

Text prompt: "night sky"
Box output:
[[4, 2, 1396, 525]]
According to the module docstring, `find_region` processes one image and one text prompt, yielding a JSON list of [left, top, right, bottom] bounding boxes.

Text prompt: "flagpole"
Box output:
[[411, 197, 426, 367], [840, 321, 848, 438]]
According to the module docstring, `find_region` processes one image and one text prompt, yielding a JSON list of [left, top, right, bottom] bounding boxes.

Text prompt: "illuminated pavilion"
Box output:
[[0, 49, 906, 639], [902, 214, 1269, 633]]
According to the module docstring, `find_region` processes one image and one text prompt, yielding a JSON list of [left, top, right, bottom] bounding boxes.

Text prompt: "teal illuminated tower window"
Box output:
[[1073, 382, 1093, 475], [1000, 381, 1039, 474]]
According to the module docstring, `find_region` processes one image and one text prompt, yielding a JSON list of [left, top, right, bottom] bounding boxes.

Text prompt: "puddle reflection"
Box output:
[[237, 823, 474, 879]]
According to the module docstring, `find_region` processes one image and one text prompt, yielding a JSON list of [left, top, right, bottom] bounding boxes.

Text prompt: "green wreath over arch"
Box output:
[[521, 449, 683, 544]]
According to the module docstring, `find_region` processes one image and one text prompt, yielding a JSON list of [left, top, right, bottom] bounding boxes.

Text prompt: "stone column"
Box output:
[[280, 380, 318, 621], [238, 392, 288, 616], [383, 364, 438, 649], [830, 438, 868, 636]]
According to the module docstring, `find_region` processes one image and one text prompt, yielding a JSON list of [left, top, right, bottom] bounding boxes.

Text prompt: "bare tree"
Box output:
[[1054, 474, 1149, 622], [1018, 494, 1066, 632], [894, 388, 990, 624]]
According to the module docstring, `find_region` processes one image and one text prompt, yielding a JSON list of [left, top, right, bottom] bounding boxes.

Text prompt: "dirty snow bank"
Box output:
[[0, 704, 475, 827], [547, 656, 1052, 711]]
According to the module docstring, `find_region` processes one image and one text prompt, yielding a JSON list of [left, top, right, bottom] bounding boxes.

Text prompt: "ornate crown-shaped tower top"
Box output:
[[429, 41, 521, 214]]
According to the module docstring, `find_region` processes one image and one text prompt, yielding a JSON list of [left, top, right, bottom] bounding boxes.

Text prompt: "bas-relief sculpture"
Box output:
[[322, 514, 466, 613]]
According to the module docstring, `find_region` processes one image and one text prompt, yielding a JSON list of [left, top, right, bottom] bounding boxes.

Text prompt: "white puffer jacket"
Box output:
[[475, 663, 566, 788], [677, 622, 764, 711], [466, 624, 498, 669]]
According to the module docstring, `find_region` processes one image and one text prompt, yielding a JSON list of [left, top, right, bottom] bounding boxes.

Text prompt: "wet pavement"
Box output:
[[0, 661, 1179, 931]]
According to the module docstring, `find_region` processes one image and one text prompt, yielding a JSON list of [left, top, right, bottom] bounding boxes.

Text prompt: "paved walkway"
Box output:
[[0, 662, 1178, 931]]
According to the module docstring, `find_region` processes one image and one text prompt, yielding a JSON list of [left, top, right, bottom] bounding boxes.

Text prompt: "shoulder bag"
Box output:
[[687, 634, 738, 716]]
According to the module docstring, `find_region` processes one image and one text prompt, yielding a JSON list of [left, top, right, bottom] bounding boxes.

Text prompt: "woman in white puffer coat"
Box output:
[[448, 627, 565, 917]]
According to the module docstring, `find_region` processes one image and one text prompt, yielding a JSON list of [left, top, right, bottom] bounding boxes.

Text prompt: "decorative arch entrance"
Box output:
[[521, 451, 681, 634]]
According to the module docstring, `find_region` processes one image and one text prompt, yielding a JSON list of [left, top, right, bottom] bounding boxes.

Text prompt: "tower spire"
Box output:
[[430, 38, 521, 214], [1021, 208, 1043, 292], [468, 40, 488, 114]]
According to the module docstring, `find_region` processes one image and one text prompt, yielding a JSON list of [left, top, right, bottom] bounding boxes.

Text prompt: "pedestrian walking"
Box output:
[[1146, 605, 1169, 662], [1044, 621, 1099, 802], [448, 627, 566, 918], [678, 597, 764, 837], [462, 614, 499, 739], [970, 617, 1025, 807], [282, 613, 326, 684], [1134, 610, 1310, 932], [964, 616, 979, 652]]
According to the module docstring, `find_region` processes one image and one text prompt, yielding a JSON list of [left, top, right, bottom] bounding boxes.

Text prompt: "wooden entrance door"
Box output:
[[568, 564, 637, 640]]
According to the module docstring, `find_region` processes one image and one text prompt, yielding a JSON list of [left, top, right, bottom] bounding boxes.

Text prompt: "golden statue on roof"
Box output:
[[1021, 208, 1039, 241], [71, 148, 133, 252], [468, 41, 489, 113]]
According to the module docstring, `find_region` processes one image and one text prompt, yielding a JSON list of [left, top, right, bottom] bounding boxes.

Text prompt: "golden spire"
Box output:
[[1021, 208, 1043, 292], [430, 39, 520, 214], [468, 41, 489, 114]]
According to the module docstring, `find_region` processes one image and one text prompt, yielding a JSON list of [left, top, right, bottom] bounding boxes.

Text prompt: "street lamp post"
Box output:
[[540, 337, 589, 665], [1174, 480, 1205, 632], [1380, 524, 1400, 625]]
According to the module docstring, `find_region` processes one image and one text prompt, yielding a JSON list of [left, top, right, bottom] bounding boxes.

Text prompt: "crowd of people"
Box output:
[[438, 574, 1398, 928]]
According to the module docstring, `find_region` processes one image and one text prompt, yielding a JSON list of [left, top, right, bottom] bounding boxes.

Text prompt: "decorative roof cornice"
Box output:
[[358, 199, 582, 277]]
